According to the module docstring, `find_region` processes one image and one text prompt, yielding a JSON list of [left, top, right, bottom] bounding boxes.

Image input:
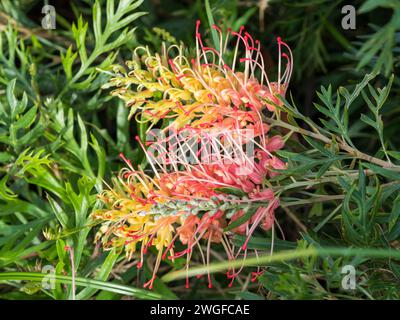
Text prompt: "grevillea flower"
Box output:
[[94, 21, 292, 289], [104, 21, 292, 133]]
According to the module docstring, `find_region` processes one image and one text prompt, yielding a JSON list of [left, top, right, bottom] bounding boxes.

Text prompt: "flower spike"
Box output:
[[94, 22, 293, 289]]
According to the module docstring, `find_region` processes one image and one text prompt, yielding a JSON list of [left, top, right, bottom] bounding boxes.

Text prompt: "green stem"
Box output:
[[162, 246, 400, 282]]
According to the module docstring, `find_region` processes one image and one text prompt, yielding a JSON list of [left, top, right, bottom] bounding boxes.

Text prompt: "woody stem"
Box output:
[[264, 118, 400, 170]]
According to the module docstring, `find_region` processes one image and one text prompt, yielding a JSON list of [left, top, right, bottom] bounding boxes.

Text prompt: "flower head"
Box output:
[[105, 21, 292, 132], [94, 22, 292, 289]]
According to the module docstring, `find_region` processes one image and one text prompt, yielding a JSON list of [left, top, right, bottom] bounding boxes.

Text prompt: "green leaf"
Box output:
[[359, 0, 399, 13], [14, 105, 37, 130], [0, 152, 13, 163], [47, 194, 69, 229], [0, 272, 167, 300], [224, 207, 256, 232], [362, 163, 400, 180], [76, 249, 120, 300], [215, 186, 247, 197], [0, 175, 17, 201], [204, 0, 219, 51]]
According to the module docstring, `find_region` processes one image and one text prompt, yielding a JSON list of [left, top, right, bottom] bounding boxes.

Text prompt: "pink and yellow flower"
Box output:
[[94, 21, 292, 289]]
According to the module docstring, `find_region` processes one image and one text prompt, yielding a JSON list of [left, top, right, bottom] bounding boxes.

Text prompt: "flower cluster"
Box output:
[[93, 21, 292, 289]]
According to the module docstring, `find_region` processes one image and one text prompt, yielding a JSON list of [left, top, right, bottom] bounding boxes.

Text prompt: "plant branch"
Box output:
[[266, 118, 399, 169]]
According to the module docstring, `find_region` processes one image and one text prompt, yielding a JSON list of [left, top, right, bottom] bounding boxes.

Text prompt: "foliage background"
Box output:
[[0, 0, 399, 300]]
